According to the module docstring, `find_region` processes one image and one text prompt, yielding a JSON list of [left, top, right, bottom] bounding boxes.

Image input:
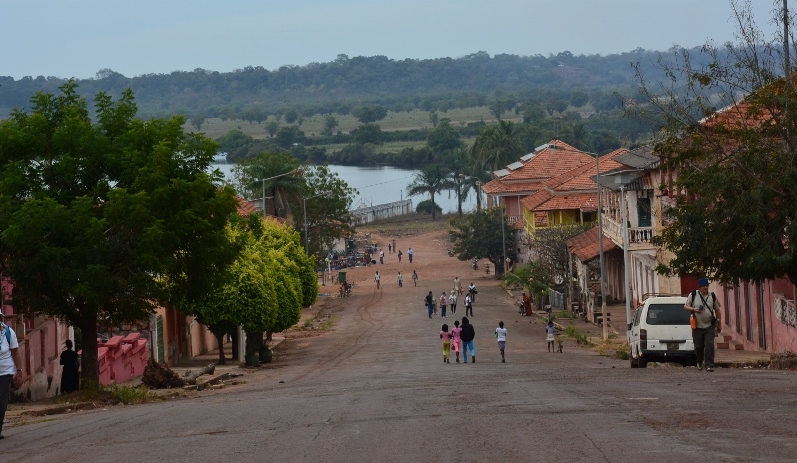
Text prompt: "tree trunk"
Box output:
[[431, 193, 436, 221], [213, 331, 226, 365], [79, 321, 100, 389], [183, 363, 215, 385], [229, 329, 239, 361]]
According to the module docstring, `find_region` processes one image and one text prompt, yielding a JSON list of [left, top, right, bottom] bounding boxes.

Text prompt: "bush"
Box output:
[[416, 199, 443, 215]]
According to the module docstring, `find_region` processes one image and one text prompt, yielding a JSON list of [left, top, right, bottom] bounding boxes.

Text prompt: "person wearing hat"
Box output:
[[684, 278, 722, 372], [60, 339, 80, 394], [0, 313, 23, 439]]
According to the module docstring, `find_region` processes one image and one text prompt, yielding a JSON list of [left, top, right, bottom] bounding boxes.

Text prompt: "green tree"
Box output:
[[426, 119, 463, 156], [301, 165, 357, 256], [353, 105, 388, 123], [471, 119, 525, 174], [265, 120, 280, 138], [190, 114, 206, 131], [240, 152, 304, 217], [449, 208, 510, 274], [321, 115, 339, 136], [351, 123, 383, 145], [502, 260, 552, 308], [407, 164, 454, 221], [0, 81, 239, 384], [284, 108, 299, 124], [639, 0, 797, 286], [429, 110, 439, 128]]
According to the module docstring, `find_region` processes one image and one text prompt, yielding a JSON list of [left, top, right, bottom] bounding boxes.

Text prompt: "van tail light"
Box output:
[[640, 329, 647, 349]]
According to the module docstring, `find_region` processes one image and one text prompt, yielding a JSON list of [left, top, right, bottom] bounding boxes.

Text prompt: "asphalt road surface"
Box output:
[[3, 229, 796, 462]]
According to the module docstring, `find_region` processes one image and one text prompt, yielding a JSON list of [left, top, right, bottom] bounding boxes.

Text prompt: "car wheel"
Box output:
[[629, 350, 638, 368], [638, 353, 648, 368]]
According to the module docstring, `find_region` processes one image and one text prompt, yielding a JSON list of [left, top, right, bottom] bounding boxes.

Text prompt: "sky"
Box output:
[[0, 0, 783, 80]]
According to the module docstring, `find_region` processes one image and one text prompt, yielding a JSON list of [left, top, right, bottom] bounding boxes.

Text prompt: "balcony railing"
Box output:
[[506, 215, 519, 224], [602, 216, 656, 247]]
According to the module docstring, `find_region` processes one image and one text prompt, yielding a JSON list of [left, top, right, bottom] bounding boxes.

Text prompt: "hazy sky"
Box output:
[[0, 0, 782, 80]]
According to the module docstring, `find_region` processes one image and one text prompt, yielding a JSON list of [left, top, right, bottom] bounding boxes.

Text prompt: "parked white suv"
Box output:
[[628, 296, 696, 368]]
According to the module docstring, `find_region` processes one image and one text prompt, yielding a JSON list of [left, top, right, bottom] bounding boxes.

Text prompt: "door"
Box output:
[[637, 197, 651, 227]]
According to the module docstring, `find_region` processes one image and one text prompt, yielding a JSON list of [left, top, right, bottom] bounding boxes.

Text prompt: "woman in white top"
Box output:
[[0, 314, 23, 439]]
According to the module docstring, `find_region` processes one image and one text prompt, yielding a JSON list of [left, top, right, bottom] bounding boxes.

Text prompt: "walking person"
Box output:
[[439, 292, 448, 318], [460, 317, 476, 363], [546, 320, 557, 353], [412, 270, 418, 287], [397, 272, 403, 288], [388, 243, 392, 254], [398, 249, 403, 263], [408, 247, 414, 263], [374, 271, 381, 289], [684, 278, 721, 371], [468, 282, 477, 302], [454, 276, 463, 296], [464, 292, 474, 317], [440, 324, 452, 364], [379, 249, 384, 264], [495, 321, 507, 363], [0, 313, 23, 439], [425, 291, 435, 318], [449, 290, 458, 314], [60, 339, 80, 394], [451, 320, 463, 363]]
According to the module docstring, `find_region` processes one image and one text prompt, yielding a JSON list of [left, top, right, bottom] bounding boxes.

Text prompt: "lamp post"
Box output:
[[259, 168, 303, 218], [303, 191, 330, 255], [595, 153, 609, 342]]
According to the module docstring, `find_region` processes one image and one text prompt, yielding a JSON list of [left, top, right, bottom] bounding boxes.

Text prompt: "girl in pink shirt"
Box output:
[[440, 324, 452, 364], [450, 320, 463, 363]]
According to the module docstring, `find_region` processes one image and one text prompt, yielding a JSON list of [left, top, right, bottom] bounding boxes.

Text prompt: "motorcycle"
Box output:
[[447, 248, 454, 257], [339, 282, 353, 298], [472, 258, 478, 270]]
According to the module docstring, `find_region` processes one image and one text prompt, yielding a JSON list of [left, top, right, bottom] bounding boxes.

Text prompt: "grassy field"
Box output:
[[188, 106, 516, 140]]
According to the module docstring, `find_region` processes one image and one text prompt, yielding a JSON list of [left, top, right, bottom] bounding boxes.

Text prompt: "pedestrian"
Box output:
[[412, 270, 418, 287], [408, 247, 414, 263], [439, 292, 448, 318], [0, 313, 23, 439], [454, 276, 463, 296], [684, 277, 721, 372], [388, 243, 392, 254], [379, 249, 384, 264], [495, 321, 507, 363], [546, 320, 557, 352], [522, 292, 532, 316], [374, 270, 381, 289], [440, 324, 451, 364], [468, 282, 477, 302], [60, 339, 80, 394], [397, 249, 403, 262], [425, 291, 435, 318], [451, 320, 462, 363], [464, 292, 474, 317], [460, 317, 476, 363], [449, 290, 458, 314], [397, 272, 403, 288]]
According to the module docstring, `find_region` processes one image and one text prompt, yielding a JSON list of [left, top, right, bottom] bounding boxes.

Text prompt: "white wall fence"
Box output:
[[350, 200, 413, 225]]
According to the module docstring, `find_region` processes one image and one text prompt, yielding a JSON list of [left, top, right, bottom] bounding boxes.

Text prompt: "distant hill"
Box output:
[[0, 48, 701, 121]]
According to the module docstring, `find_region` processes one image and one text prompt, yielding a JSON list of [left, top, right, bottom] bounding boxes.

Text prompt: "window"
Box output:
[[646, 304, 691, 325], [637, 198, 651, 227]]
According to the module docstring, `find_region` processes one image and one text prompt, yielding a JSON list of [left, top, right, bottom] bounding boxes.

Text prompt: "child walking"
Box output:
[[546, 320, 557, 353], [440, 324, 452, 363], [451, 320, 462, 363], [495, 321, 507, 363]]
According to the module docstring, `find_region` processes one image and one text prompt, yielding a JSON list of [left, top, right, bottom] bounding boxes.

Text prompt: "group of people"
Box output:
[[376, 270, 419, 289], [439, 318, 508, 364], [423, 278, 476, 318], [378, 240, 413, 264]]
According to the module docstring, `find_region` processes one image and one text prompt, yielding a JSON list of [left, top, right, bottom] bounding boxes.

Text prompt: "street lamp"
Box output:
[[303, 191, 330, 255], [259, 168, 303, 218], [592, 152, 609, 342]]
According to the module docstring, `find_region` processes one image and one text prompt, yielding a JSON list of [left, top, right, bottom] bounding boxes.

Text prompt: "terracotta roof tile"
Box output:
[[235, 196, 258, 216], [565, 226, 617, 263], [534, 212, 548, 227], [534, 193, 598, 211]]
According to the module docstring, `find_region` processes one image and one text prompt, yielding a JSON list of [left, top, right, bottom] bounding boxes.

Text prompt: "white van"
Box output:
[[628, 296, 696, 368]]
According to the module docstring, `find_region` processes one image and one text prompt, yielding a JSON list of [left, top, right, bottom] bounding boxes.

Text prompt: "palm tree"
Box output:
[[459, 162, 490, 212], [244, 152, 304, 218], [471, 119, 525, 175], [444, 148, 470, 216], [407, 164, 454, 221]]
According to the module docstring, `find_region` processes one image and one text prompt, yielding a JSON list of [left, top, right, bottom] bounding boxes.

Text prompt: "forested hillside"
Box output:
[[0, 48, 695, 120]]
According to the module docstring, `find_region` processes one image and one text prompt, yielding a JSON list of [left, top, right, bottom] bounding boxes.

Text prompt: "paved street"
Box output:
[[2, 229, 795, 462]]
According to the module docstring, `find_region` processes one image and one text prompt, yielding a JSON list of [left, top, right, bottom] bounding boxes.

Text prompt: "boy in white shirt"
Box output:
[[495, 321, 507, 363]]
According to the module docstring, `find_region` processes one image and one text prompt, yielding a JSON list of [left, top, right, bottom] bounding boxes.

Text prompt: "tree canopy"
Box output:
[[449, 208, 511, 274], [640, 1, 797, 286], [0, 81, 239, 384]]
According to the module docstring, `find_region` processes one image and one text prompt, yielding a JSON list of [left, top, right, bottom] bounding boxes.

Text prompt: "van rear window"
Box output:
[[645, 304, 691, 325]]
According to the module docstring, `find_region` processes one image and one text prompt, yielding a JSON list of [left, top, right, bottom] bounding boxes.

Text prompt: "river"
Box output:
[[211, 163, 478, 214]]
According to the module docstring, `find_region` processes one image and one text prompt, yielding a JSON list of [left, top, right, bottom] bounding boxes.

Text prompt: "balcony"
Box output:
[[601, 216, 656, 250]]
